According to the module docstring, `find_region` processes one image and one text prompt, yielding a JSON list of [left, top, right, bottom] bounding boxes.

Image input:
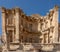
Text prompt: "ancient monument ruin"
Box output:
[[1, 6, 60, 52]]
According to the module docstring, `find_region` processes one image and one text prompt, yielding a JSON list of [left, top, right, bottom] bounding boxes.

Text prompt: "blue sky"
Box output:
[[0, 0, 60, 35]]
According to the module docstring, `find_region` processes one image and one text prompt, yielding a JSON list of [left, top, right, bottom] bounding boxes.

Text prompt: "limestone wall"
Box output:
[[1, 6, 59, 52]]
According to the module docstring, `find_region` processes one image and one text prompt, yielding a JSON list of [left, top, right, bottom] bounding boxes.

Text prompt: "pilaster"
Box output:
[[15, 7, 20, 43], [52, 6, 59, 43], [2, 7, 8, 52]]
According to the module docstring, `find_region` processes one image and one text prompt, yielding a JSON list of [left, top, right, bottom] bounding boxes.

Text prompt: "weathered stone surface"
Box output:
[[1, 6, 60, 52]]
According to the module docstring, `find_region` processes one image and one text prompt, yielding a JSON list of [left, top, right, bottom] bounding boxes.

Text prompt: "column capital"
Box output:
[[1, 7, 6, 13], [54, 5, 59, 11], [15, 7, 20, 12]]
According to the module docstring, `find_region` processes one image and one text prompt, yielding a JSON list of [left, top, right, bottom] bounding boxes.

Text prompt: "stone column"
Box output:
[[42, 33, 44, 44], [52, 6, 59, 43], [12, 30, 14, 42], [2, 7, 8, 52], [15, 8, 20, 43], [47, 32, 49, 43]]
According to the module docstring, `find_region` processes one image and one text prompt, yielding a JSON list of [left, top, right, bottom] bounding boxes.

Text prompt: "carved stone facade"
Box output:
[[1, 6, 60, 52]]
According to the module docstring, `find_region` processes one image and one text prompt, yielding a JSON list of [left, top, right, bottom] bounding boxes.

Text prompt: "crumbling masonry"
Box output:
[[1, 6, 60, 52]]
